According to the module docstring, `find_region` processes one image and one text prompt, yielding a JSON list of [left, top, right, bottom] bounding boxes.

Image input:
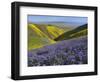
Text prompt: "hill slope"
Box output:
[[55, 24, 87, 41], [28, 24, 56, 50], [35, 24, 69, 39]]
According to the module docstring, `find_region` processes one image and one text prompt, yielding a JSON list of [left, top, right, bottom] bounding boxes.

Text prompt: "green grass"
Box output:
[[55, 24, 87, 41], [28, 24, 56, 50], [28, 23, 87, 50]]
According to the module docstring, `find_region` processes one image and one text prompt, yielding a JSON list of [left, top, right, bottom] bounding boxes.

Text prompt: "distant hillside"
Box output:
[[28, 23, 87, 50], [54, 24, 87, 41], [34, 24, 70, 39], [31, 22, 84, 29], [28, 24, 56, 50]]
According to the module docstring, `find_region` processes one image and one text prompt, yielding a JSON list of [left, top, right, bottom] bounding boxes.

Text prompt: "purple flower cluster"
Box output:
[[28, 36, 88, 67]]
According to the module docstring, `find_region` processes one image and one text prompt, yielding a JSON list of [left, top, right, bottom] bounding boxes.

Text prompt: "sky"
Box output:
[[28, 15, 87, 25]]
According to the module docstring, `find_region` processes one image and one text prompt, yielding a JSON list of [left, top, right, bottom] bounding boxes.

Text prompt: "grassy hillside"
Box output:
[[46, 25, 66, 39], [35, 24, 70, 39], [55, 24, 87, 41], [28, 24, 56, 50], [28, 23, 87, 50], [28, 23, 70, 50]]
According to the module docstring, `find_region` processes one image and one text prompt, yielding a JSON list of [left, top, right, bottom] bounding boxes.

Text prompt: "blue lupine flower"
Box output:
[[28, 36, 87, 66]]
